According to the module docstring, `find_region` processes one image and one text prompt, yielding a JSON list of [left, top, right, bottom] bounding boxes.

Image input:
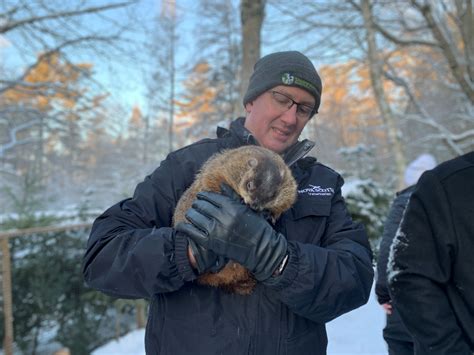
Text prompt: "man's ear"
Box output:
[[244, 101, 253, 113]]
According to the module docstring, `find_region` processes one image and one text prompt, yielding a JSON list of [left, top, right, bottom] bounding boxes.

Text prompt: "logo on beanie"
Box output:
[[281, 72, 316, 92], [281, 73, 295, 85]]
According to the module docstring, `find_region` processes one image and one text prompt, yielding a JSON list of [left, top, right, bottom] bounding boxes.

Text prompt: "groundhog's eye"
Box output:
[[247, 181, 255, 191]]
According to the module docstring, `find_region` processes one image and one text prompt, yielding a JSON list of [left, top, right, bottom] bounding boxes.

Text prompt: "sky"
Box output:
[[93, 286, 388, 355], [1, 1, 165, 111], [0, 0, 305, 114]]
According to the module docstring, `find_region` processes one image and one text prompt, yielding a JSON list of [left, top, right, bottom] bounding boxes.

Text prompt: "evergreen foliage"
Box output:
[[342, 179, 392, 258], [0, 217, 119, 354]]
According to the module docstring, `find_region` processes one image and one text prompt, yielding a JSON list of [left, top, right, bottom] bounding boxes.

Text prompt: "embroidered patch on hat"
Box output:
[[281, 73, 295, 85], [281, 72, 317, 92]]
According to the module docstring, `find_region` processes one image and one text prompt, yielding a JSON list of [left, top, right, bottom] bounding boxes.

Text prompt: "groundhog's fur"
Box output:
[[173, 145, 297, 295]]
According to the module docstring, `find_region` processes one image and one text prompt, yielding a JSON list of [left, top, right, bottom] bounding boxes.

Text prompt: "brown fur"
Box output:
[[173, 145, 297, 295]]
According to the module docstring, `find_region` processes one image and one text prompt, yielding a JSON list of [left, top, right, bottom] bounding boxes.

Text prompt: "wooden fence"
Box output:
[[0, 223, 91, 355]]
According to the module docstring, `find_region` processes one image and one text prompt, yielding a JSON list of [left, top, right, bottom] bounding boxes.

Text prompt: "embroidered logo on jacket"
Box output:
[[298, 185, 334, 196]]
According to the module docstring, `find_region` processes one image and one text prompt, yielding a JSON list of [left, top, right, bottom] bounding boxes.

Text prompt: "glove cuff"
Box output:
[[174, 231, 197, 282]]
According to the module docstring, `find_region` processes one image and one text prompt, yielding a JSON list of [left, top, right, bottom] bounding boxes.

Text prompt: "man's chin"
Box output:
[[263, 140, 291, 154]]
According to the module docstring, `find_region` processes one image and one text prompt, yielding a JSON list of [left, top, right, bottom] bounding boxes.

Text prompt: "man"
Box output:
[[83, 51, 374, 354], [388, 151, 474, 354], [376, 185, 416, 354], [375, 154, 436, 355]]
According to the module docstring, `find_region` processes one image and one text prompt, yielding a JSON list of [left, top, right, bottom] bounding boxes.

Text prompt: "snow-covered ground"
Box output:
[[93, 287, 387, 355], [326, 287, 387, 354]]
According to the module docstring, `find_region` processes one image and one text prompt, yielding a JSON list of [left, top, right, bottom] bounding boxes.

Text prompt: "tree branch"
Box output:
[[0, 120, 41, 157], [384, 68, 465, 155], [412, 0, 474, 103], [0, 1, 135, 34], [348, 0, 438, 47]]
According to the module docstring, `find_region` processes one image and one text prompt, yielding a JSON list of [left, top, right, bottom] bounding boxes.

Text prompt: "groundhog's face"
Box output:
[[239, 156, 284, 212]]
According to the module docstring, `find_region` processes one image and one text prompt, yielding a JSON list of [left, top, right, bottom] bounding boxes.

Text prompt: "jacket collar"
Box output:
[[216, 117, 257, 145], [283, 139, 315, 167]]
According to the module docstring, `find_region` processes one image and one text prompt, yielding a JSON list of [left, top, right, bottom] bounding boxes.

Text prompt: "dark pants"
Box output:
[[383, 308, 414, 355]]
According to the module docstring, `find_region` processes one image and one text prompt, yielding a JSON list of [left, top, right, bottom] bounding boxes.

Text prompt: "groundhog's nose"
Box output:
[[249, 201, 261, 211]]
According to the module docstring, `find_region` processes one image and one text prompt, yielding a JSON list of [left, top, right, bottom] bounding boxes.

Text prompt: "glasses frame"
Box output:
[[269, 90, 315, 120]]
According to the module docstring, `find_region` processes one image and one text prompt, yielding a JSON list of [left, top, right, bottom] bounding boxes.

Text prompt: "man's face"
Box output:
[[244, 85, 314, 154]]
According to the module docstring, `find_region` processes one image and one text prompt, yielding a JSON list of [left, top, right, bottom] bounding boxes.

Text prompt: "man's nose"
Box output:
[[280, 104, 298, 125]]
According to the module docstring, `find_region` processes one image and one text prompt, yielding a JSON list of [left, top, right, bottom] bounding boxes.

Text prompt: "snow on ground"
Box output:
[[326, 286, 387, 354], [93, 287, 387, 355], [92, 329, 146, 355]]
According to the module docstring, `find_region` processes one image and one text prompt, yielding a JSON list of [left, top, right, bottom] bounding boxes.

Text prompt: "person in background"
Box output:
[[375, 154, 436, 355], [82, 51, 374, 354], [388, 151, 474, 354]]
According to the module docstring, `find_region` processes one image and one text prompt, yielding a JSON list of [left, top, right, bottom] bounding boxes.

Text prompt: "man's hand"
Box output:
[[186, 237, 227, 274], [177, 184, 288, 281]]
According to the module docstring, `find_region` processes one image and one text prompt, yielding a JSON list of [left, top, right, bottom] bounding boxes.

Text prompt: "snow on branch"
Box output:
[[383, 68, 468, 155], [0, 120, 40, 157]]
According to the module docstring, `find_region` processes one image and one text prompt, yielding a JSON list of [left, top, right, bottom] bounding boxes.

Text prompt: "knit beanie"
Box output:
[[243, 51, 322, 116]]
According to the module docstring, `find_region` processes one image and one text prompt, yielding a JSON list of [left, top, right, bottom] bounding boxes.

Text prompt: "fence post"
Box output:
[[1, 237, 14, 355]]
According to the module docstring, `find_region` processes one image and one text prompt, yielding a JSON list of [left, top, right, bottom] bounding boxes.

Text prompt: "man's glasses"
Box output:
[[269, 90, 315, 120]]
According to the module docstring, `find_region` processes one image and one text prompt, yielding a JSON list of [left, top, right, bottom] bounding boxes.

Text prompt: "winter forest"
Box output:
[[1, 0, 473, 354]]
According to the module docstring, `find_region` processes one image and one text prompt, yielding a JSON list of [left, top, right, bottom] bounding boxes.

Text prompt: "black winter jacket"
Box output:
[[389, 151, 474, 354], [83, 117, 374, 355], [375, 185, 415, 305]]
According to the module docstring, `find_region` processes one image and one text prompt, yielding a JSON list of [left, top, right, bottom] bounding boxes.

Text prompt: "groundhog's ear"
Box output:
[[248, 158, 258, 167]]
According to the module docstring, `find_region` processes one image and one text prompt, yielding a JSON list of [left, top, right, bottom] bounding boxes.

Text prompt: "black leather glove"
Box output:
[[177, 184, 288, 281], [187, 237, 227, 274]]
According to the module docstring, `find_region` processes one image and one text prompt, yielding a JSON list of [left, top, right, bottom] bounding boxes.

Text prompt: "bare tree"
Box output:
[[361, 0, 474, 155], [0, 1, 137, 95], [146, 0, 180, 153], [240, 0, 266, 101], [195, 0, 242, 122], [360, 0, 407, 189], [368, 0, 474, 104], [266, 0, 473, 186], [0, 0, 138, 163], [0, 0, 140, 216]]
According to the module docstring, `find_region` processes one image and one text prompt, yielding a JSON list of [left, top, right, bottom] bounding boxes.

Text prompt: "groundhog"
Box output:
[[173, 145, 297, 295]]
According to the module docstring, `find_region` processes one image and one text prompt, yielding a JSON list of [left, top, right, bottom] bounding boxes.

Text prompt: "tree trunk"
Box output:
[[240, 0, 266, 102], [458, 0, 474, 84], [164, 0, 177, 153], [1, 238, 14, 355], [414, 0, 474, 104], [168, 28, 175, 153], [361, 0, 406, 189], [135, 300, 147, 329]]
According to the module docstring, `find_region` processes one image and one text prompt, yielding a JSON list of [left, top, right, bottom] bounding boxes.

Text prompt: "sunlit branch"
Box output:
[[0, 1, 135, 34]]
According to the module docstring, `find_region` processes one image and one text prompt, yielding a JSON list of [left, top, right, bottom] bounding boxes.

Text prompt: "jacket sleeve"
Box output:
[[267, 175, 374, 323], [82, 154, 196, 299], [375, 188, 411, 304], [388, 172, 471, 354]]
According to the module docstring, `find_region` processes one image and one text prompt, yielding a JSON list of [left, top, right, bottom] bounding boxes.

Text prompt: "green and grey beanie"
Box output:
[[243, 51, 322, 116]]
